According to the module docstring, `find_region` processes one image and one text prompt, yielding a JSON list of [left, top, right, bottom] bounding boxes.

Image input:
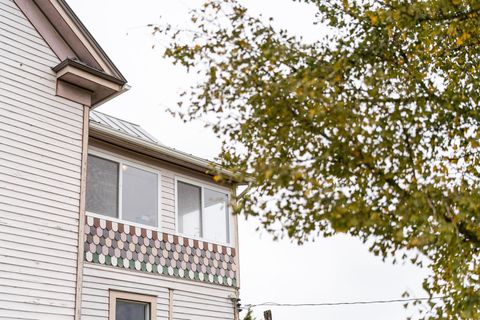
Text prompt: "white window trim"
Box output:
[[175, 175, 233, 246], [86, 149, 162, 230], [109, 290, 157, 320]]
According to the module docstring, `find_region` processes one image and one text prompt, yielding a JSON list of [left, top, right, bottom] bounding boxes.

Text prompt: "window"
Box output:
[[116, 300, 149, 320], [177, 182, 201, 238], [86, 153, 160, 227], [109, 291, 156, 320], [86, 155, 119, 218], [177, 180, 230, 244]]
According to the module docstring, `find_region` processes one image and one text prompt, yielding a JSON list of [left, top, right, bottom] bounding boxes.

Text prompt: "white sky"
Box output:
[[66, 1, 430, 319]]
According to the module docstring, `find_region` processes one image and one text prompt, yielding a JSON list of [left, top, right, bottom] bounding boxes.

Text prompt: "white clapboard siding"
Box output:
[[173, 289, 234, 320], [0, 200, 79, 227], [0, 205, 79, 233], [0, 152, 82, 186], [82, 264, 235, 320], [0, 1, 83, 319], [160, 173, 176, 232]]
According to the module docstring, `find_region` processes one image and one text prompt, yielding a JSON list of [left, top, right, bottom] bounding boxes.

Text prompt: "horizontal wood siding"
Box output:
[[0, 1, 83, 319], [82, 264, 235, 320], [172, 290, 235, 320], [161, 172, 176, 232]]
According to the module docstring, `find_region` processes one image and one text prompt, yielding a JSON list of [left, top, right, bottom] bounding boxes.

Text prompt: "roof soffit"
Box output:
[[14, 0, 128, 107]]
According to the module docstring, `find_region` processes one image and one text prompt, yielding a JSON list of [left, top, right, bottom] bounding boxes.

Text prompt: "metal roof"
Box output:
[[90, 110, 159, 144], [88, 111, 244, 183]]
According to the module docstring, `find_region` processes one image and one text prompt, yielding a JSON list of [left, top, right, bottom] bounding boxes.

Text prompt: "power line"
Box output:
[[245, 296, 446, 308]]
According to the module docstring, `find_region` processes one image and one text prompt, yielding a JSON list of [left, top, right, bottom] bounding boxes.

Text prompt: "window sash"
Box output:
[[121, 164, 159, 227], [176, 178, 231, 244], [109, 291, 156, 320], [86, 152, 161, 229], [115, 299, 150, 320], [177, 181, 202, 238], [86, 154, 119, 218], [203, 188, 230, 244]]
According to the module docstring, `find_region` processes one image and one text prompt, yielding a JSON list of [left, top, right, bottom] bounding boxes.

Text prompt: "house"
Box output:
[[0, 1, 241, 319]]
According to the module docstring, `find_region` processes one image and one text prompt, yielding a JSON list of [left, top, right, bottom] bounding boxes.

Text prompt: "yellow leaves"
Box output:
[[335, 225, 348, 233], [369, 14, 379, 26], [365, 10, 381, 26], [387, 25, 393, 38], [407, 237, 423, 248], [303, 188, 312, 198], [213, 175, 222, 183], [456, 32, 470, 46], [392, 10, 401, 22], [209, 66, 217, 83], [470, 139, 479, 149], [264, 169, 273, 180], [292, 170, 304, 181], [447, 24, 457, 36], [295, 87, 304, 97], [237, 39, 248, 48]]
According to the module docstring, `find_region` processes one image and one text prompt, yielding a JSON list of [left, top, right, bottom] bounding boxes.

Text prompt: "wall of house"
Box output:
[[83, 141, 239, 320], [0, 0, 83, 318], [81, 264, 235, 320]]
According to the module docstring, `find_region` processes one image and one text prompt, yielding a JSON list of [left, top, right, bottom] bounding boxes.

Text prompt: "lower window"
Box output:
[[109, 291, 156, 320]]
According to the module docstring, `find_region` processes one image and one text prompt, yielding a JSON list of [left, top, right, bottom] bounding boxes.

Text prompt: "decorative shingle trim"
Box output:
[[84, 216, 237, 287]]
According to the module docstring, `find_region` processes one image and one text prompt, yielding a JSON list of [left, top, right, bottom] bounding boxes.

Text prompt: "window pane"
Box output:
[[116, 300, 149, 320], [86, 155, 118, 217], [177, 181, 201, 238], [203, 189, 229, 243], [122, 165, 158, 227]]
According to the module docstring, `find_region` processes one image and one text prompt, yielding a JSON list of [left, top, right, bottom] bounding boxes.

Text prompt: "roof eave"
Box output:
[[52, 59, 128, 107], [14, 0, 128, 106], [56, 0, 127, 83], [89, 122, 244, 184]]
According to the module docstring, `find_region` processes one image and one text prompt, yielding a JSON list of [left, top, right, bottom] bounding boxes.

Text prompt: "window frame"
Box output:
[[109, 290, 157, 320], [175, 175, 232, 246], [86, 149, 162, 230]]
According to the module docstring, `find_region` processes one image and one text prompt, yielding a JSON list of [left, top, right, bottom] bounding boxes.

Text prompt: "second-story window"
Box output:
[[86, 154, 159, 227], [177, 180, 230, 244]]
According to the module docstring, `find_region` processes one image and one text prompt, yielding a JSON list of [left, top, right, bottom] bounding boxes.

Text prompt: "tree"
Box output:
[[242, 308, 256, 320], [155, 0, 480, 318]]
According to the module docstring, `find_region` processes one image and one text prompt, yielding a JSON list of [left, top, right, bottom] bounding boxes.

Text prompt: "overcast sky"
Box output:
[[66, 1, 430, 319]]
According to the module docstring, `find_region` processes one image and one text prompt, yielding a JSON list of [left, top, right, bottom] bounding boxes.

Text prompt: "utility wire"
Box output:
[[245, 296, 446, 308]]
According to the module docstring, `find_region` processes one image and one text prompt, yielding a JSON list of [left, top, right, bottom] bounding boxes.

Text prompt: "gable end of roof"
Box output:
[[14, 0, 128, 107]]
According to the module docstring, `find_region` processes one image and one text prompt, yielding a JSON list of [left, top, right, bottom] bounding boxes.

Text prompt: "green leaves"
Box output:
[[156, 0, 480, 318]]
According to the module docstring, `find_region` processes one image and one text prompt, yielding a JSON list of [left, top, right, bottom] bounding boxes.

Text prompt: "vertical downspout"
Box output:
[[74, 105, 90, 320]]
